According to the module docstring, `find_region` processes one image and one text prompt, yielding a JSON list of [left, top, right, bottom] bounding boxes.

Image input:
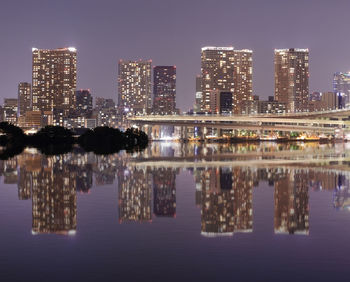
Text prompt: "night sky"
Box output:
[[1, 0, 350, 111]]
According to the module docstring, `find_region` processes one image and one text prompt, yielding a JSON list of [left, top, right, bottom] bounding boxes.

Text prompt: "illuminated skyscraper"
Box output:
[[274, 48, 309, 112], [201, 46, 253, 113], [233, 50, 253, 114], [32, 47, 77, 117], [153, 66, 176, 115], [201, 47, 235, 112], [333, 72, 350, 108], [118, 60, 152, 115], [18, 82, 31, 117]]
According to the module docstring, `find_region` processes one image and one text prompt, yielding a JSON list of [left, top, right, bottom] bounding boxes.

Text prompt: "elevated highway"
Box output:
[[128, 111, 350, 137]]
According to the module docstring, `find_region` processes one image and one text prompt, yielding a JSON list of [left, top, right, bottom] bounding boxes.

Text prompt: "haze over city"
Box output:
[[1, 0, 350, 111]]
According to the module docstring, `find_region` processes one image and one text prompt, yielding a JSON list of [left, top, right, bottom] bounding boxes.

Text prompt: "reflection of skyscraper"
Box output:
[[73, 164, 93, 193], [198, 167, 254, 236], [153, 168, 177, 217], [17, 152, 43, 200], [32, 156, 77, 235], [274, 170, 309, 235], [3, 158, 18, 184], [118, 167, 152, 222], [233, 168, 253, 232], [94, 155, 117, 185], [333, 174, 350, 210], [18, 167, 32, 200], [200, 168, 235, 236]]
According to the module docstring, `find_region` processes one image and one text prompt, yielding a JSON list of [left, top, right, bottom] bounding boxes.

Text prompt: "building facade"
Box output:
[[32, 47, 77, 117], [18, 82, 31, 117], [274, 48, 309, 112], [201, 47, 235, 112], [118, 60, 152, 115], [233, 50, 253, 114], [210, 91, 233, 114], [153, 66, 176, 115], [201, 46, 253, 114], [3, 98, 18, 124]]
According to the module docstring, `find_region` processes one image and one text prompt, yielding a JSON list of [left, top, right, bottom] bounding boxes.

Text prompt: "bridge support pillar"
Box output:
[[152, 125, 161, 140], [181, 126, 188, 140]]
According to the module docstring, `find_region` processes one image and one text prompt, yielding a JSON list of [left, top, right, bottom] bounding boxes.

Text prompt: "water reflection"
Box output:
[[0, 142, 350, 236], [195, 167, 253, 236]]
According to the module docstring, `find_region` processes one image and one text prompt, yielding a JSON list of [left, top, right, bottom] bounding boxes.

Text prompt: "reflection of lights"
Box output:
[[159, 136, 177, 141], [68, 230, 76, 236], [201, 232, 233, 237], [31, 230, 38, 235]]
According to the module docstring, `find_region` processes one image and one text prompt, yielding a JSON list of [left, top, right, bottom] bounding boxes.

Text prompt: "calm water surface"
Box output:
[[1, 142, 350, 281]]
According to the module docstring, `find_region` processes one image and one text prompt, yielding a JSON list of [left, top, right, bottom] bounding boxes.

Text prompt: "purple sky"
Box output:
[[1, 0, 350, 111]]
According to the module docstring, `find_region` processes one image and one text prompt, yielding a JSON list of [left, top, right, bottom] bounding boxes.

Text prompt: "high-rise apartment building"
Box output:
[[18, 82, 31, 117], [333, 72, 350, 108], [118, 60, 152, 115], [75, 89, 93, 117], [274, 48, 309, 112], [153, 66, 176, 115], [233, 50, 253, 114], [32, 47, 77, 117], [201, 46, 253, 113], [201, 47, 235, 112]]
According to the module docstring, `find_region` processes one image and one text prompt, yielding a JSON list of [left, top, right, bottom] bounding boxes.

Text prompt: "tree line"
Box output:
[[0, 122, 148, 159]]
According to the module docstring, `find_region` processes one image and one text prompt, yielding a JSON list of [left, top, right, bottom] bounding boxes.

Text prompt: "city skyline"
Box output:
[[1, 0, 350, 112]]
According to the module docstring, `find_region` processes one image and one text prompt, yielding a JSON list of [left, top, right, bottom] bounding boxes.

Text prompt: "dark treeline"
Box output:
[[0, 122, 148, 159]]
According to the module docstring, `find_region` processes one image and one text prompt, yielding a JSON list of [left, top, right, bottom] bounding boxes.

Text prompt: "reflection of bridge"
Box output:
[[129, 152, 350, 172], [128, 109, 350, 139]]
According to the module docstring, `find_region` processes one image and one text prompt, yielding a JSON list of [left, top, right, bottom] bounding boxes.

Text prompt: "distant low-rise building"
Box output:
[[309, 91, 340, 111], [75, 89, 93, 117], [4, 98, 18, 124], [258, 97, 287, 114]]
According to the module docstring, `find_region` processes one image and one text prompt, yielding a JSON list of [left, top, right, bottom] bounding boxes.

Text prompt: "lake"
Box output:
[[0, 141, 350, 281]]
